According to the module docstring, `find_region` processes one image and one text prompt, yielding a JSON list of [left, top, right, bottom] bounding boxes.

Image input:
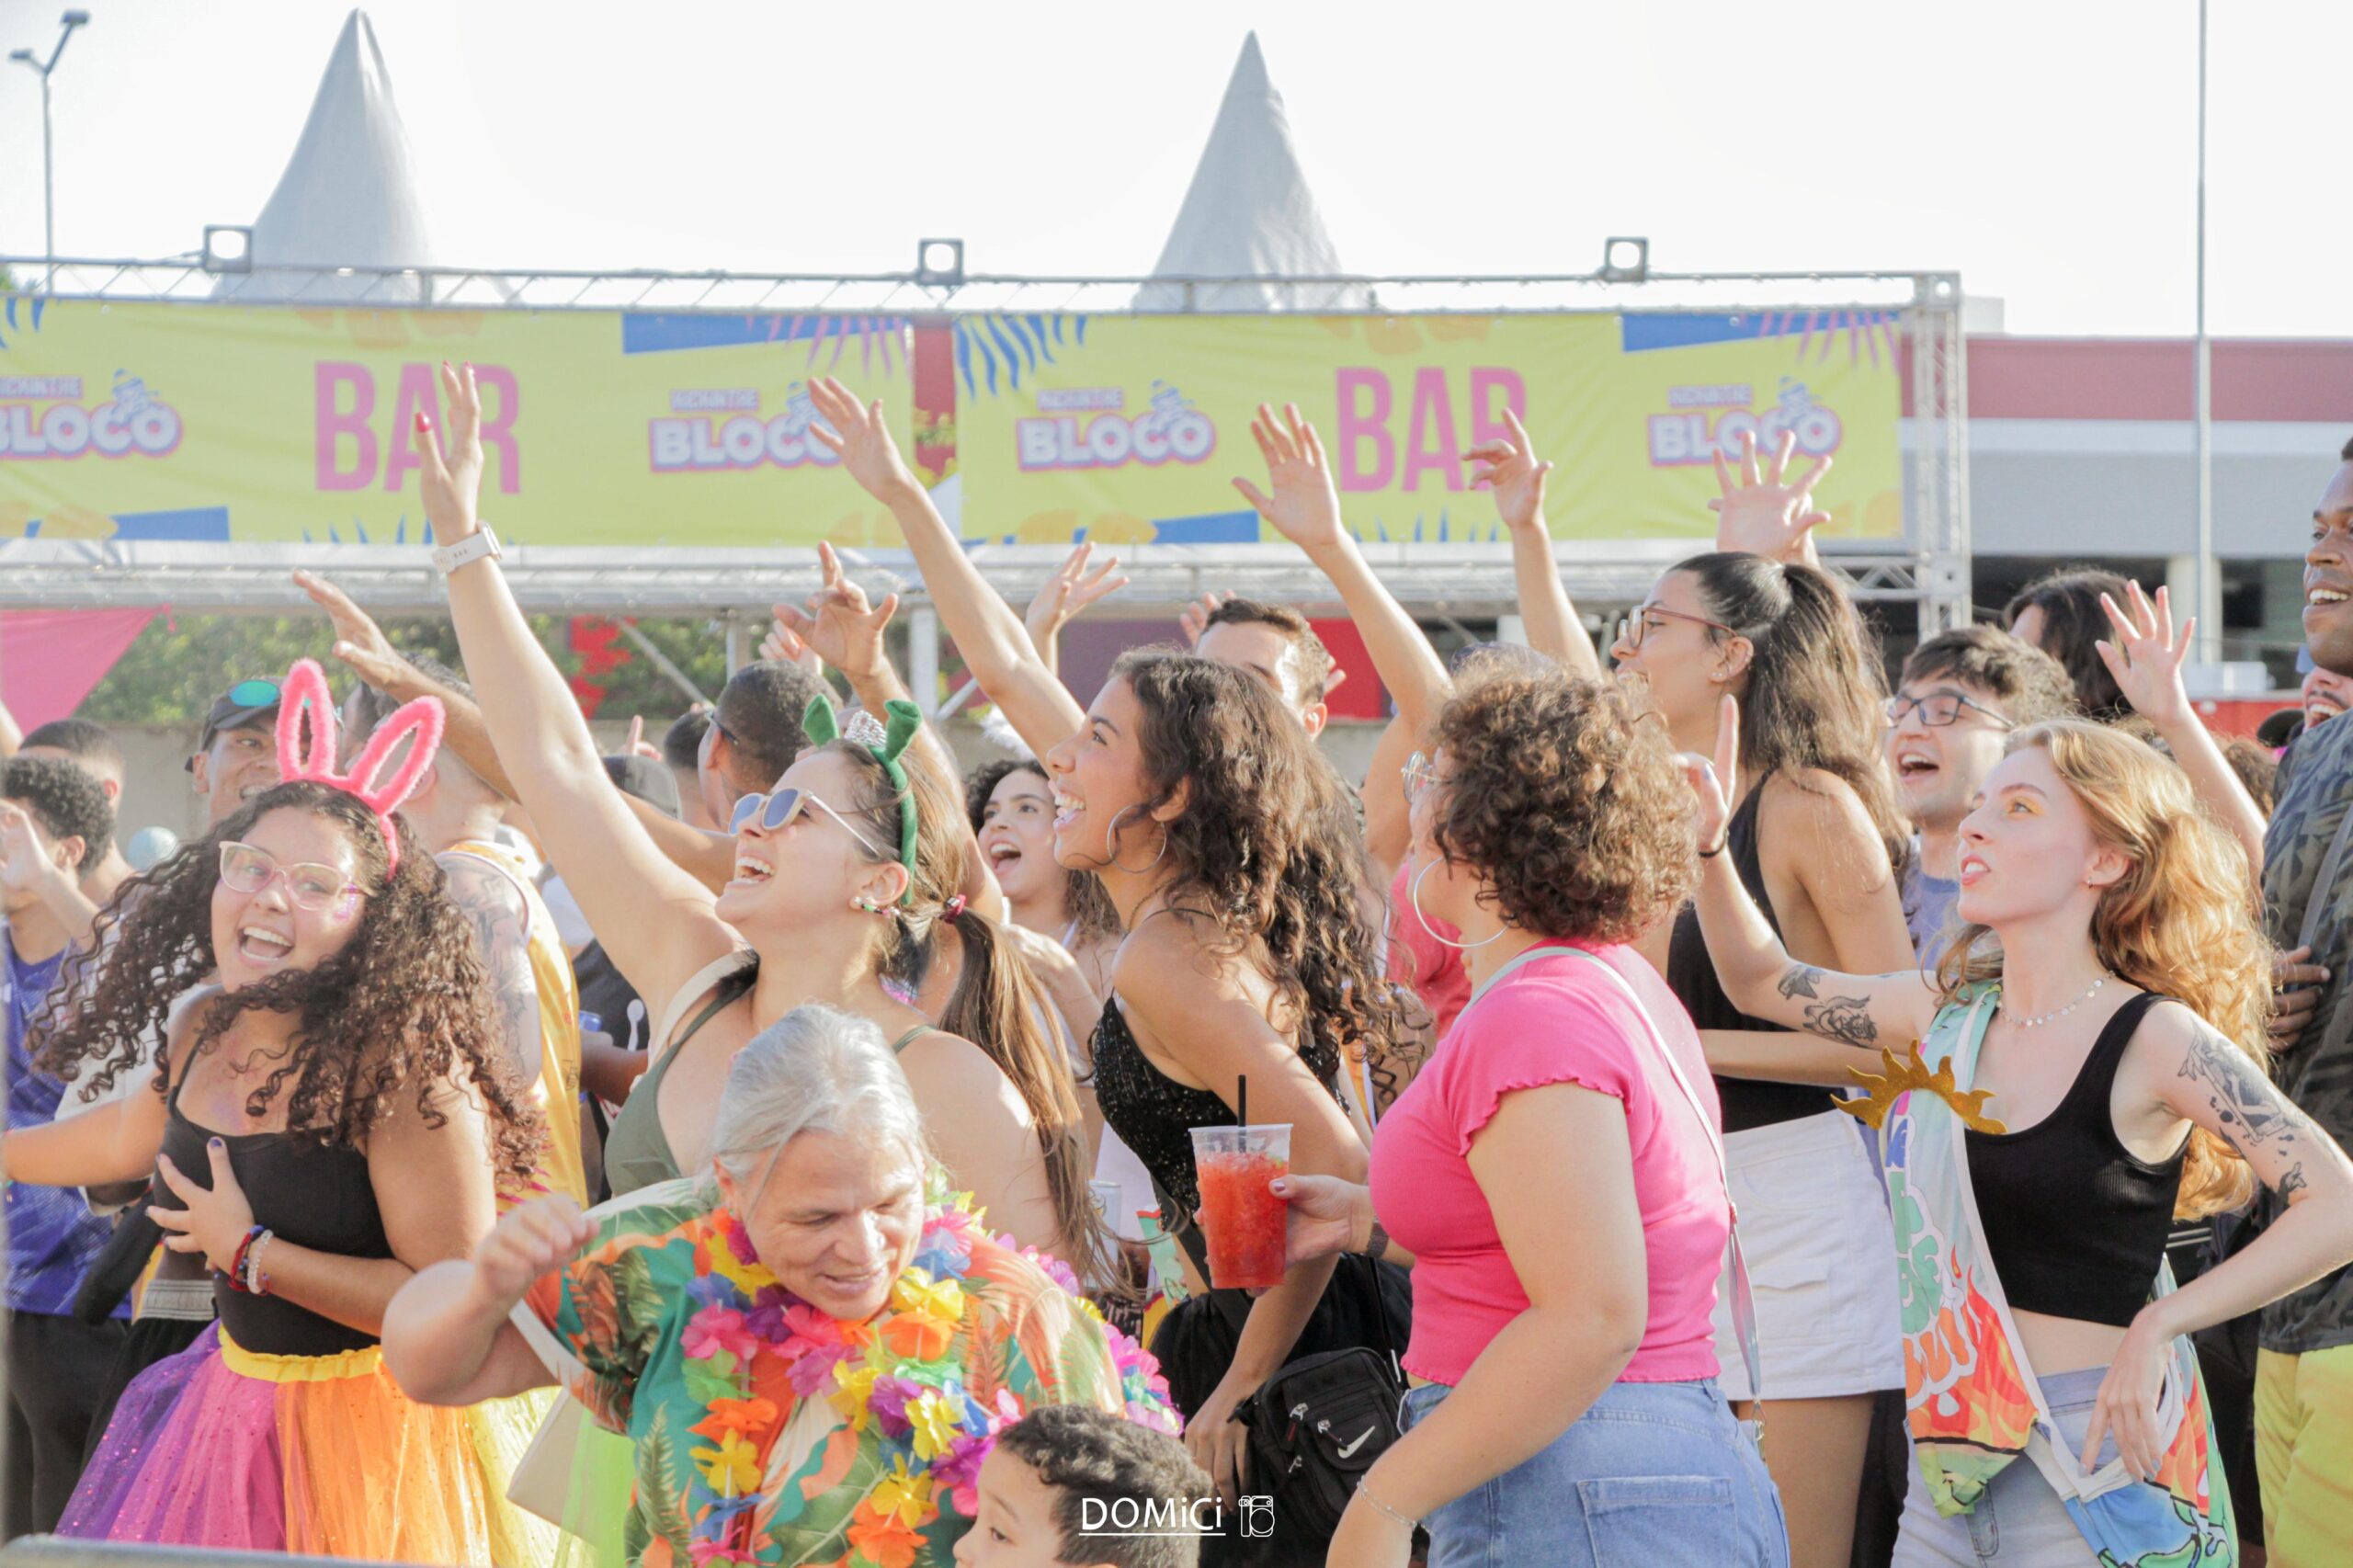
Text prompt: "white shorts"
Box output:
[[1710, 1107, 1904, 1402]]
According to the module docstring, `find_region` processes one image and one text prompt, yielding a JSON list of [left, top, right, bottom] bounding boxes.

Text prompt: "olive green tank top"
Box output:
[[600, 952, 929, 1198]]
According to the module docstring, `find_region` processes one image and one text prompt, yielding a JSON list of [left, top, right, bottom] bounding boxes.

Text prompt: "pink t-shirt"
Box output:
[[1368, 941, 1728, 1387], [1386, 861, 1472, 1040]]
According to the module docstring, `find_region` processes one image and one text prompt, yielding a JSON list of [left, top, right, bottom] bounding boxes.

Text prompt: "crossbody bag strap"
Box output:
[[2297, 784, 2353, 953], [1550, 947, 1765, 1417]]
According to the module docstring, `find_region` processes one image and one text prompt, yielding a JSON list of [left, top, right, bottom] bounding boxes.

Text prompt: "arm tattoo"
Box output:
[[1803, 995, 1880, 1048], [441, 856, 544, 1086], [2279, 1162, 2309, 1202], [1778, 965, 1824, 1001], [2179, 1024, 2305, 1159]]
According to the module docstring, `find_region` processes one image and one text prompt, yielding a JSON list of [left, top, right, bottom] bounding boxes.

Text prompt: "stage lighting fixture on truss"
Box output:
[[916, 238, 965, 290], [201, 225, 254, 275], [1601, 237, 1649, 283]]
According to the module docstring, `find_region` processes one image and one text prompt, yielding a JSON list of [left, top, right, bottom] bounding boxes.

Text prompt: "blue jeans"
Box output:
[[1892, 1366, 2110, 1567], [1403, 1377, 1788, 1567]]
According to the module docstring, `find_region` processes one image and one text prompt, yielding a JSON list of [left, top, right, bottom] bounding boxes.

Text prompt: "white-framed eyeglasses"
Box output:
[[729, 786, 887, 858]]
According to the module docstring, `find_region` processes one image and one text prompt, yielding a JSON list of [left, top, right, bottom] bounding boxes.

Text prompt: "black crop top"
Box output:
[[1666, 782, 1835, 1133], [1966, 991, 2188, 1327], [160, 1068, 393, 1358], [1090, 997, 1342, 1223]]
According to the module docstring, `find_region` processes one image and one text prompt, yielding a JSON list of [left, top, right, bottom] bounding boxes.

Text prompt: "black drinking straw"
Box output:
[[1237, 1074, 1248, 1131]]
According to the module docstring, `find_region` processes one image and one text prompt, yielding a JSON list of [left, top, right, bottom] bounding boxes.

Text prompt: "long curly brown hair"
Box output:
[[35, 783, 545, 1180], [1106, 650, 1412, 1091], [1430, 673, 1697, 942]]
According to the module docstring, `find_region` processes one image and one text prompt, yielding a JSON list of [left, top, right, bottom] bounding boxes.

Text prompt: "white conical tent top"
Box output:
[[217, 10, 437, 301], [1135, 34, 1370, 312]]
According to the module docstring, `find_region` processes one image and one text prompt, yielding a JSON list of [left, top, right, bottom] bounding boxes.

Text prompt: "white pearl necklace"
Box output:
[[2000, 973, 2109, 1029]]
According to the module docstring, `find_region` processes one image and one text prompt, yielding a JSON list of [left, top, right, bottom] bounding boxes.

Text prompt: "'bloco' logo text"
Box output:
[[0, 372, 183, 460], [1017, 381, 1216, 472]]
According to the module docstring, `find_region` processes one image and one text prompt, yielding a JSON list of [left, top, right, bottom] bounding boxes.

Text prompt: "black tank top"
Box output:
[[1666, 782, 1833, 1132], [160, 1058, 393, 1357], [1091, 997, 1341, 1222], [1967, 991, 2188, 1327]]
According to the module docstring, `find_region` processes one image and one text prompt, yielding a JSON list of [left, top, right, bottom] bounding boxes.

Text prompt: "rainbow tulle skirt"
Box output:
[[60, 1322, 559, 1565]]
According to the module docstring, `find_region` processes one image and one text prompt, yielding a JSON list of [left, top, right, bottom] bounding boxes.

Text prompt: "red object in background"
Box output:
[[0, 608, 158, 731], [567, 617, 632, 718], [2199, 697, 2299, 741], [1308, 618, 1385, 720]]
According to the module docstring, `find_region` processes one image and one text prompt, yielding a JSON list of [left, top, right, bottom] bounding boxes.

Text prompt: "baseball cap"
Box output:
[[603, 754, 682, 817], [185, 677, 282, 771]]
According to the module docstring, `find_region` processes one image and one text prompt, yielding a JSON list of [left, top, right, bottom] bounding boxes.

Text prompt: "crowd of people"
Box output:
[[0, 373, 2348, 1568]]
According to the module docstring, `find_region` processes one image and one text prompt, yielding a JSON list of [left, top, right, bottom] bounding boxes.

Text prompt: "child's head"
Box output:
[[956, 1406, 1214, 1568]]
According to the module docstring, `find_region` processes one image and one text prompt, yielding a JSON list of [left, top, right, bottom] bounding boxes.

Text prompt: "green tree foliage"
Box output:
[[80, 612, 737, 730]]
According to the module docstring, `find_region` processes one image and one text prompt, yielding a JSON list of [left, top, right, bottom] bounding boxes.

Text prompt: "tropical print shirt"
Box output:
[[519, 1176, 1173, 1568], [2262, 708, 2353, 1352]]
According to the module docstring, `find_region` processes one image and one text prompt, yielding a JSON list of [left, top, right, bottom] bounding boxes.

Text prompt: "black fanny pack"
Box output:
[[1233, 1337, 1406, 1537]]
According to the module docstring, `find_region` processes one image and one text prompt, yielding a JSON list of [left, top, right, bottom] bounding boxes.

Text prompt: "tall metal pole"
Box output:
[[40, 67, 54, 294], [2193, 0, 2217, 662]]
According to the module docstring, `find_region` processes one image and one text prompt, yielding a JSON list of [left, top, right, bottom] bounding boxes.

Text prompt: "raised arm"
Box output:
[[1467, 409, 1599, 681], [1233, 403, 1451, 735], [411, 365, 737, 1015], [297, 571, 740, 896], [1023, 540, 1128, 680], [2097, 583, 2268, 874], [0, 801, 103, 949], [1711, 429, 1831, 569], [1683, 697, 1938, 1043], [805, 377, 1085, 758]]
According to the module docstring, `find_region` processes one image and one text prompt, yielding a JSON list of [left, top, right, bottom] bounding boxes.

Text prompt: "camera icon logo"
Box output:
[[1239, 1495, 1275, 1539]]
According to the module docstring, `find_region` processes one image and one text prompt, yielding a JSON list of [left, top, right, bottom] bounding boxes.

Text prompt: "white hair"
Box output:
[[706, 1003, 930, 1191]]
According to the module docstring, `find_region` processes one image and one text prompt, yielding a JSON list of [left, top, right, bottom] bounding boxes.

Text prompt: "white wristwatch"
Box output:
[[432, 525, 503, 575]]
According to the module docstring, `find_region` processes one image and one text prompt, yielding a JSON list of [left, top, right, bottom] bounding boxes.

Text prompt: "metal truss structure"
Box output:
[[0, 258, 1971, 633]]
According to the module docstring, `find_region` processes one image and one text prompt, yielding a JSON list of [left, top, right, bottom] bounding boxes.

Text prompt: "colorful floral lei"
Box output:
[[677, 1193, 1176, 1568]]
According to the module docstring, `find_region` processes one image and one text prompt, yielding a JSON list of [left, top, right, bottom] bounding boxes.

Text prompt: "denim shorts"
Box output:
[[1892, 1365, 2110, 1567], [1402, 1377, 1789, 1568]]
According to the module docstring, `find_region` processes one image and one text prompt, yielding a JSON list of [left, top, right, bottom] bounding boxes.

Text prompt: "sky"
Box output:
[[0, 0, 2345, 338]]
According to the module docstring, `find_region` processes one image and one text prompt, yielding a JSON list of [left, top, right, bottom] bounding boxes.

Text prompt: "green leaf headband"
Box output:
[[804, 695, 923, 906]]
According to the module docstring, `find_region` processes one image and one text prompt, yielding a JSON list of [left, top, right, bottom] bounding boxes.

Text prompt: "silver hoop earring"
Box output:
[[1411, 859, 1506, 950], [1105, 805, 1171, 876]]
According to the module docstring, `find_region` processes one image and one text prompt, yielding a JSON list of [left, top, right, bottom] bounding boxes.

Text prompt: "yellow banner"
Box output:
[[0, 300, 911, 545], [949, 311, 1904, 544]]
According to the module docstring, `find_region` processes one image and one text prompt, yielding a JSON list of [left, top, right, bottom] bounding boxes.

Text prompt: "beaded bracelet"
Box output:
[[1355, 1478, 1419, 1530], [243, 1229, 275, 1297], [223, 1225, 263, 1293]]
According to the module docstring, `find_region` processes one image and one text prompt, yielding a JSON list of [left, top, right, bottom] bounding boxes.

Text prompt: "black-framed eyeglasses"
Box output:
[[729, 786, 886, 858], [1614, 605, 1737, 652], [1884, 692, 2016, 730]]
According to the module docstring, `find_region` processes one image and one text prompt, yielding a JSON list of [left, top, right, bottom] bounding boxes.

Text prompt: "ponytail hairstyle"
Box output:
[[819, 734, 1109, 1289], [1934, 719, 2272, 1220], [1108, 650, 1412, 1092], [1678, 551, 1910, 873]]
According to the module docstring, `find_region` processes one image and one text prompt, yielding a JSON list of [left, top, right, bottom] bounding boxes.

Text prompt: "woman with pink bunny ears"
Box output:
[[3, 659, 553, 1561]]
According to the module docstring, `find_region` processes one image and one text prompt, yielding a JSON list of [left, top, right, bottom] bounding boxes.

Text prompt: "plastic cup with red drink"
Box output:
[[1189, 1124, 1291, 1290]]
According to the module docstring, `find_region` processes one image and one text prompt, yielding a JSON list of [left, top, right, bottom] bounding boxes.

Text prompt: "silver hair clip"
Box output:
[[840, 708, 890, 751]]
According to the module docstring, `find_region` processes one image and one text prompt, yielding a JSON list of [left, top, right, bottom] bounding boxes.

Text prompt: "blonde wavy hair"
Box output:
[[1934, 719, 2272, 1220]]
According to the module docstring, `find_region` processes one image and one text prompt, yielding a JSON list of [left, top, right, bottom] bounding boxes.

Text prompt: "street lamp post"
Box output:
[[8, 10, 92, 295]]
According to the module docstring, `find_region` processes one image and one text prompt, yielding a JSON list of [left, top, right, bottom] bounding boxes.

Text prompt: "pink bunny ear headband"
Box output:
[[274, 659, 446, 877]]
